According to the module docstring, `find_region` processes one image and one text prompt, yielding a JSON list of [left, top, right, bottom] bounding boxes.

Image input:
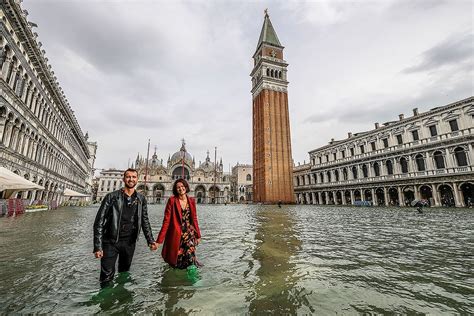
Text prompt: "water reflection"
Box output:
[[89, 272, 134, 313], [249, 205, 303, 314], [156, 267, 198, 315]]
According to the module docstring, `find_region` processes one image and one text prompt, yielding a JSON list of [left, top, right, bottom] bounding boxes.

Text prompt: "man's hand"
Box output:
[[196, 238, 201, 246], [149, 242, 158, 251], [94, 250, 103, 258]]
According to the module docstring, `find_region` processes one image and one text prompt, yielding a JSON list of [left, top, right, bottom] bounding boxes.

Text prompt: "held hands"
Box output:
[[149, 242, 158, 251], [94, 250, 103, 259]]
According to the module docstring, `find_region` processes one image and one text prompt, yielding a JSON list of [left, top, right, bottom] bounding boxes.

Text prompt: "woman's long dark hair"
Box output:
[[172, 179, 190, 197]]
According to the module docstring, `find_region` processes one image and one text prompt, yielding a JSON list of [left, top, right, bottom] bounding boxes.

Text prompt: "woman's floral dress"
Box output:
[[176, 205, 200, 269]]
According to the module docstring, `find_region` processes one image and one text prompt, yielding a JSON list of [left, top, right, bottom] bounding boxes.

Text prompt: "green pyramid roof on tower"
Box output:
[[256, 10, 282, 49]]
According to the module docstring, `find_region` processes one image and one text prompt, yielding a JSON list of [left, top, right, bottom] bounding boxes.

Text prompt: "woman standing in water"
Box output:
[[156, 179, 202, 269]]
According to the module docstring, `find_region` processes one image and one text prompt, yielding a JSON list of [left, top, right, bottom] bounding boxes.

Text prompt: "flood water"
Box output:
[[0, 204, 472, 314]]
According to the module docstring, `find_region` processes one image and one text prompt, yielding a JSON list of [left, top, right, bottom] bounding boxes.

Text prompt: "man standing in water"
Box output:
[[93, 168, 157, 285]]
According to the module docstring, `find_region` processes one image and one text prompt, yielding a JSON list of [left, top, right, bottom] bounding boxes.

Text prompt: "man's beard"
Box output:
[[124, 182, 136, 189]]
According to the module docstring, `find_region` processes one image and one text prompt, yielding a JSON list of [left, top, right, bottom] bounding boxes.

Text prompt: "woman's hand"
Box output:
[[196, 238, 201, 245]]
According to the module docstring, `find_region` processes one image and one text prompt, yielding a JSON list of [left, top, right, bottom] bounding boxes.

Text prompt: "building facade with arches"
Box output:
[[230, 163, 253, 203], [0, 1, 96, 204], [126, 141, 231, 204], [294, 96, 474, 207]]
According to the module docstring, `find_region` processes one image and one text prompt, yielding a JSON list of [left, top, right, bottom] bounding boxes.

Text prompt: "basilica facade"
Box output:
[[131, 141, 231, 204], [0, 1, 96, 205], [294, 97, 474, 207]]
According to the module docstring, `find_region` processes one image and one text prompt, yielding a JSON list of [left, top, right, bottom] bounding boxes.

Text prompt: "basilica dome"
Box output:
[[171, 150, 193, 162], [170, 141, 193, 164]]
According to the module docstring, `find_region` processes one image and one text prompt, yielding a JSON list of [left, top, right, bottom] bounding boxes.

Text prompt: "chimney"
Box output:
[[329, 138, 334, 144], [413, 108, 419, 116], [399, 114, 404, 121], [375, 122, 380, 129], [348, 132, 352, 138]]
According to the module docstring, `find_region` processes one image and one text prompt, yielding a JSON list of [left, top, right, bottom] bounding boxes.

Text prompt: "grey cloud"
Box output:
[[403, 31, 473, 73], [390, 0, 448, 11]]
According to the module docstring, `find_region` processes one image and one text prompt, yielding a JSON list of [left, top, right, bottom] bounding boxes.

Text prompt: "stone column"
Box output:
[[350, 190, 354, 205], [22, 134, 30, 157], [468, 144, 474, 166], [394, 158, 401, 174], [426, 153, 435, 171], [432, 184, 440, 206], [311, 192, 316, 205], [342, 192, 346, 205], [414, 185, 421, 200], [372, 188, 377, 206], [318, 192, 322, 205], [8, 66, 18, 88], [1, 57, 12, 82], [452, 183, 463, 207], [384, 188, 390, 206], [444, 148, 453, 169], [0, 114, 6, 144], [380, 161, 386, 176], [305, 192, 310, 204], [323, 191, 328, 204], [398, 186, 404, 206]]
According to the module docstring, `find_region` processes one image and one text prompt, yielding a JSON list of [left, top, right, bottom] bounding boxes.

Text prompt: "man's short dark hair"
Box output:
[[172, 179, 190, 197], [123, 168, 138, 177]]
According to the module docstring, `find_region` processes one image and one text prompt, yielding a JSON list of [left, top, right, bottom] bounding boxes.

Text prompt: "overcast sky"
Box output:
[[24, 0, 473, 172]]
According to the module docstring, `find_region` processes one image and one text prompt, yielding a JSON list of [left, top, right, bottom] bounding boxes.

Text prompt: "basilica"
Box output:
[[132, 141, 231, 204]]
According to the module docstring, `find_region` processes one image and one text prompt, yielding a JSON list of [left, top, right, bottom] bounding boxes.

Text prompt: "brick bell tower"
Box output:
[[251, 10, 294, 204]]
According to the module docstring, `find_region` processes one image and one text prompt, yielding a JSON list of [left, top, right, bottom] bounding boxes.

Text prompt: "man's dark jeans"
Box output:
[[100, 240, 136, 284]]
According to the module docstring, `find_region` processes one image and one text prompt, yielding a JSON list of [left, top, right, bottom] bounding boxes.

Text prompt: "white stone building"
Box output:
[[96, 169, 124, 202], [0, 1, 95, 205], [231, 163, 253, 202], [294, 97, 474, 207]]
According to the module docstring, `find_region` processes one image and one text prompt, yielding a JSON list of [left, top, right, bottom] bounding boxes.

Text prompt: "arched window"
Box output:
[[172, 166, 190, 180], [327, 171, 331, 182], [352, 166, 358, 179], [454, 147, 468, 166], [334, 169, 339, 182], [373, 162, 380, 176], [246, 174, 252, 181], [433, 151, 445, 169], [266, 68, 269, 76], [271, 69, 274, 77], [400, 157, 408, 173], [362, 164, 368, 178], [320, 172, 324, 183], [415, 154, 425, 171], [386, 160, 393, 175]]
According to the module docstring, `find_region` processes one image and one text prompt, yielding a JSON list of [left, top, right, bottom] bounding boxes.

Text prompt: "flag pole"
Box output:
[[214, 146, 217, 204], [144, 139, 150, 195], [181, 139, 185, 179]]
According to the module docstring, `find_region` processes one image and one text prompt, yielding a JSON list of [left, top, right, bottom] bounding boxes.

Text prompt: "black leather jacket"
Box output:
[[93, 189, 154, 252]]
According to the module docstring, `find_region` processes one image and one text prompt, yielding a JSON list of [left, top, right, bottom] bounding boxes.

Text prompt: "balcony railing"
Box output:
[[295, 165, 473, 188]]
